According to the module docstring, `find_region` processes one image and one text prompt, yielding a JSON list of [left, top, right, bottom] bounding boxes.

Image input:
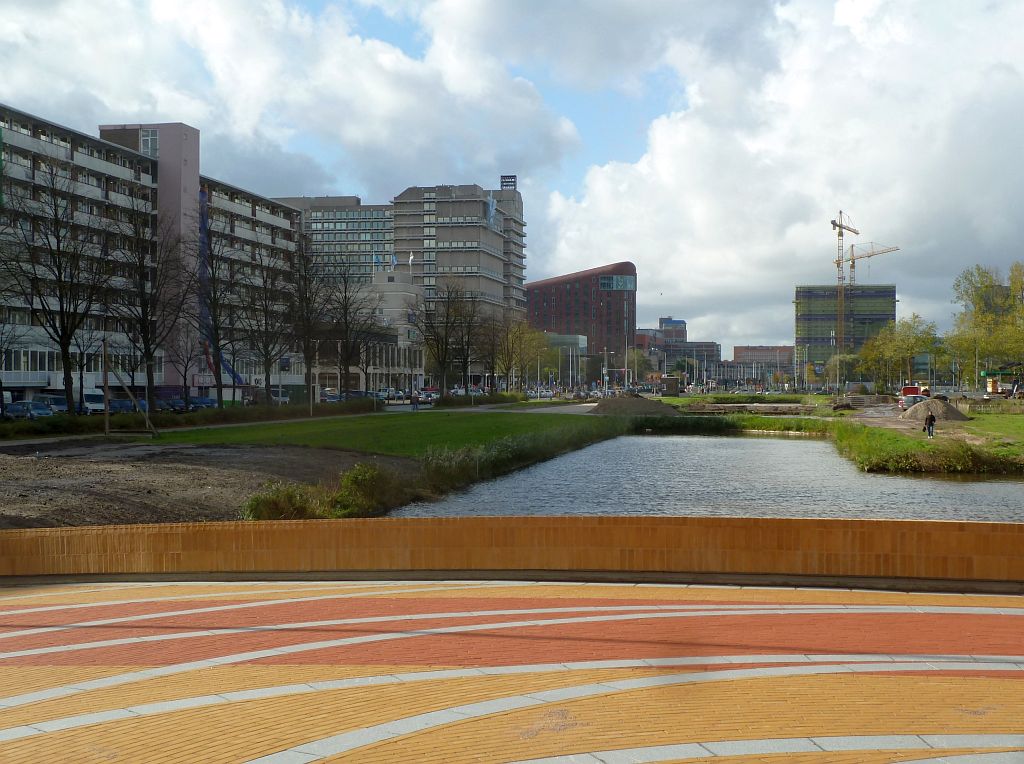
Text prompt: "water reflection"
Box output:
[[393, 435, 1024, 522]]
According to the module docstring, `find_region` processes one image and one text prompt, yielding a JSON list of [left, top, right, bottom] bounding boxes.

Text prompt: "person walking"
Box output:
[[411, 389, 420, 412], [925, 411, 936, 439]]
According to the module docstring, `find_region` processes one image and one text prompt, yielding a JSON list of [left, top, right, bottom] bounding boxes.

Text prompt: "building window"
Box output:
[[140, 128, 159, 159]]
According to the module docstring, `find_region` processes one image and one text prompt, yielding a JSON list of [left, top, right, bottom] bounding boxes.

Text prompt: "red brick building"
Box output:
[[525, 262, 637, 371]]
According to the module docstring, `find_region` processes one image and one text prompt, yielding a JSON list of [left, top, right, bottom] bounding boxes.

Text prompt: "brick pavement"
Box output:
[[0, 580, 1020, 763]]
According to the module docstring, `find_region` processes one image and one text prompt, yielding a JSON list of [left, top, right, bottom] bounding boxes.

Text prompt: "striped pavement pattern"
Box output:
[[0, 580, 1020, 762]]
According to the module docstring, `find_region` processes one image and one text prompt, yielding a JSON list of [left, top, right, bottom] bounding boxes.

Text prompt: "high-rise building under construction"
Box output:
[[794, 284, 896, 370]]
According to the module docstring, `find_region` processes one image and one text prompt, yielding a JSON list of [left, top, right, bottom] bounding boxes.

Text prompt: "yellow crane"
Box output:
[[829, 209, 899, 355], [841, 242, 900, 285], [830, 211, 859, 354]]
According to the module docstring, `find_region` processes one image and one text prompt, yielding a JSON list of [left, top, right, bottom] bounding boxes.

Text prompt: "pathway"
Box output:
[[0, 579, 1020, 762]]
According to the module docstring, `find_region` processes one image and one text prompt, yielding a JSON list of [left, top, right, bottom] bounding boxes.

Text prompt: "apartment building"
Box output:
[[392, 177, 526, 314], [0, 103, 161, 398], [99, 122, 303, 401]]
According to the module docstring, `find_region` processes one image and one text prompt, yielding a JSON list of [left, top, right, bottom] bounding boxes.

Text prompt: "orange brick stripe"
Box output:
[[0, 582, 1020, 764]]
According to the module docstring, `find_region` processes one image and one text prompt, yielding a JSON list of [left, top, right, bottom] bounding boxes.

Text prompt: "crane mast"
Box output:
[[830, 211, 860, 354]]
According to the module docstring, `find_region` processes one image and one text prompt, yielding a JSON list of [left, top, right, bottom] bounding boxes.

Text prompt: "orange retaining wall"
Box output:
[[1, 517, 1022, 583]]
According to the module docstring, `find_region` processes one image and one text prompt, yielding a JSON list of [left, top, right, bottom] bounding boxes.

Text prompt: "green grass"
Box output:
[[158, 411, 591, 458]]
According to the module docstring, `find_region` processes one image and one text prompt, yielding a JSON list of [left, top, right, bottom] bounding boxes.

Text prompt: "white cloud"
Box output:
[[532, 0, 1024, 354], [0, 0, 578, 201]]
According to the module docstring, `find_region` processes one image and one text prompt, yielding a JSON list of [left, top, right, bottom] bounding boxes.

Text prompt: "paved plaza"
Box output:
[[0, 579, 1021, 762]]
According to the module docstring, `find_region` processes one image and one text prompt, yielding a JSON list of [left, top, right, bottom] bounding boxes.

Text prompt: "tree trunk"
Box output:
[[213, 360, 224, 408], [264, 361, 273, 406], [0, 376, 6, 418], [146, 357, 157, 413], [61, 346, 76, 416]]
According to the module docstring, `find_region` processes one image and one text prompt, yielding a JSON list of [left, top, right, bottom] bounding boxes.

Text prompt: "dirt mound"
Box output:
[[898, 398, 970, 421], [591, 397, 680, 417]]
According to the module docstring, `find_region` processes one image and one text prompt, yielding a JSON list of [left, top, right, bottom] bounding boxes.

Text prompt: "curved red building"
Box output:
[[525, 262, 637, 367]]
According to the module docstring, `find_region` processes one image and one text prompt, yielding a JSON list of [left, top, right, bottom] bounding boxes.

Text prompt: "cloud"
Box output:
[[0, 0, 579, 202], [532, 0, 1024, 354]]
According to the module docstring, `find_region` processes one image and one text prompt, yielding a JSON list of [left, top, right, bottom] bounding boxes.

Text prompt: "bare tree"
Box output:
[[164, 312, 205, 410], [290, 235, 333, 412], [452, 294, 482, 391], [408, 281, 465, 394], [70, 325, 103, 414], [0, 157, 110, 412], [196, 210, 243, 407], [474, 310, 502, 393], [236, 247, 294, 406], [328, 267, 382, 399], [107, 194, 194, 411]]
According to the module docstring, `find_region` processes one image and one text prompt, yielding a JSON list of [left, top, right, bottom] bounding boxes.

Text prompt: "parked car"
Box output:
[[189, 397, 217, 409], [156, 398, 188, 413], [898, 394, 929, 410], [107, 398, 135, 414], [3, 400, 55, 420], [77, 392, 106, 415], [33, 394, 69, 414]]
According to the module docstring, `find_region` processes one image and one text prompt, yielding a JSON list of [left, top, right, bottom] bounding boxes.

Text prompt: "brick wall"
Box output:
[[1, 517, 1022, 583]]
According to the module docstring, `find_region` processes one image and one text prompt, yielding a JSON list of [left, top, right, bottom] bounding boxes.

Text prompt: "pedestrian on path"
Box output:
[[411, 389, 420, 412], [925, 412, 936, 438]]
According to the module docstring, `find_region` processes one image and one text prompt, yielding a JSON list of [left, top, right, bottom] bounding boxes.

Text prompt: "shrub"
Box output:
[[241, 482, 320, 520], [433, 392, 525, 408], [325, 463, 410, 518]]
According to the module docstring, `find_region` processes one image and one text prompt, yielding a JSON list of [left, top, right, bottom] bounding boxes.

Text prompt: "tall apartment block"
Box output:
[[525, 262, 637, 379], [393, 177, 526, 313], [99, 122, 302, 397], [273, 195, 393, 283], [794, 284, 896, 369], [1, 103, 160, 396]]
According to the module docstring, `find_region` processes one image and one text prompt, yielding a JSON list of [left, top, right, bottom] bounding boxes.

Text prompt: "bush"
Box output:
[[241, 482, 320, 520]]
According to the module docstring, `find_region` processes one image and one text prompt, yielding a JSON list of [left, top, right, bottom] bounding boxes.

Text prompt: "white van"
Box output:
[[79, 392, 106, 415]]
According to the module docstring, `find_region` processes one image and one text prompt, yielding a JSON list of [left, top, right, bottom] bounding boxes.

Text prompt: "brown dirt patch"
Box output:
[[590, 397, 681, 416], [0, 440, 417, 529]]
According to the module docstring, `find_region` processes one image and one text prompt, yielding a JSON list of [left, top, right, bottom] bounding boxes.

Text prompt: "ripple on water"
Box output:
[[393, 435, 1024, 522]]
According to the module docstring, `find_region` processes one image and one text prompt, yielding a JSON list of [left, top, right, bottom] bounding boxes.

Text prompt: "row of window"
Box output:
[[310, 232, 389, 241], [0, 115, 147, 172], [308, 220, 390, 231], [308, 209, 390, 220], [1, 348, 164, 375]]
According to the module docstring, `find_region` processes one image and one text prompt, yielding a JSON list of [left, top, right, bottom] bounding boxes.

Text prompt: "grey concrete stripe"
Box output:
[[0, 582, 518, 642], [0, 604, 965, 661], [0, 580, 501, 618], [509, 736, 1024, 763], [246, 666, 1024, 763], [2, 655, 1021, 746]]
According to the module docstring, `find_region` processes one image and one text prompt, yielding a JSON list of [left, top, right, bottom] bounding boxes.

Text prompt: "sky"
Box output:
[[2, 0, 1023, 357]]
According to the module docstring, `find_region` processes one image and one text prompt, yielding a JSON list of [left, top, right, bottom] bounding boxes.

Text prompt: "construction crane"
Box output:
[[841, 242, 900, 285], [830, 211, 860, 355]]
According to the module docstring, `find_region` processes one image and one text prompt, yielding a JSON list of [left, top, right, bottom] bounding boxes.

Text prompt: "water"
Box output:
[[393, 435, 1024, 522]]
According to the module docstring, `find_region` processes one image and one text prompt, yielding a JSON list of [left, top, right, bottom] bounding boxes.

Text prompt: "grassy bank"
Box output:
[[242, 414, 629, 519], [161, 411, 591, 457]]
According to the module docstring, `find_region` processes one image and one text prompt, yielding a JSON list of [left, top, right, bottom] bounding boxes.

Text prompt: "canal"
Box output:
[[393, 435, 1024, 522]]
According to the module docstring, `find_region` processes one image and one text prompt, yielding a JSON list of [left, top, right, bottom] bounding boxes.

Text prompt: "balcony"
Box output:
[[1, 371, 50, 387], [210, 196, 254, 218], [72, 151, 137, 181]]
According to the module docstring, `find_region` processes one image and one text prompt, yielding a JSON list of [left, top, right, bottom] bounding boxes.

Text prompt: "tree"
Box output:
[[289, 236, 333, 413], [236, 247, 295, 406], [327, 266, 382, 397], [408, 281, 464, 394], [452, 293, 482, 390], [107, 194, 194, 411], [163, 313, 205, 409], [494, 311, 527, 392], [0, 157, 111, 412], [197, 213, 243, 407], [70, 326, 103, 414]]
